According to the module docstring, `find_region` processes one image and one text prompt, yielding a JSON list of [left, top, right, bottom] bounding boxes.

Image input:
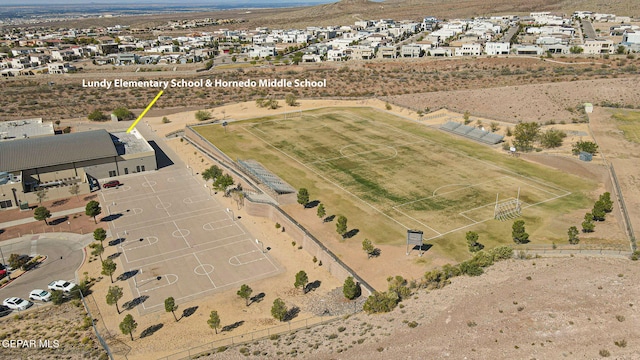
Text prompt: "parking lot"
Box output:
[[100, 166, 281, 315]]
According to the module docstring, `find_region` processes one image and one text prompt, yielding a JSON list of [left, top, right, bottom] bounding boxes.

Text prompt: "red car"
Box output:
[[103, 180, 121, 188]]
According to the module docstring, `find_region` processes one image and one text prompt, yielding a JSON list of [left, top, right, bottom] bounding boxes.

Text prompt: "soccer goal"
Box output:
[[494, 189, 522, 221], [284, 110, 302, 120]]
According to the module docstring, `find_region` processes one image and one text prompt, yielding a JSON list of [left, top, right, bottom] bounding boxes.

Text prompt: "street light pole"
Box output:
[[256, 239, 265, 253]]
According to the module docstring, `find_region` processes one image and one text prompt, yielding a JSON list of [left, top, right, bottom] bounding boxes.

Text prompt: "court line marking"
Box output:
[[193, 253, 216, 288], [120, 236, 159, 251], [123, 236, 249, 264], [136, 274, 178, 293], [229, 250, 265, 266]]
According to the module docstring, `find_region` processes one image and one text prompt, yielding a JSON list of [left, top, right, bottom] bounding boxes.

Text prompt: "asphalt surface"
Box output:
[[0, 233, 92, 307]]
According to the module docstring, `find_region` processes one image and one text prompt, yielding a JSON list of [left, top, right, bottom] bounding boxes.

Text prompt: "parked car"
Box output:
[[0, 267, 6, 279], [3, 297, 33, 311], [0, 304, 11, 316], [29, 289, 52, 302], [103, 180, 121, 188], [47, 280, 77, 293]]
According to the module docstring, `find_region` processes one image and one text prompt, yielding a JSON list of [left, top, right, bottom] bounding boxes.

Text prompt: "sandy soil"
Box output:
[[386, 76, 640, 124], [194, 255, 640, 360]]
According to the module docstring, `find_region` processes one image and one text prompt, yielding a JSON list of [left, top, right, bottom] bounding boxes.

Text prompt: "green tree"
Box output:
[[568, 226, 580, 244], [285, 93, 297, 106], [466, 231, 483, 252], [538, 128, 567, 149], [490, 121, 500, 132], [90, 242, 104, 262], [297, 188, 309, 207], [85, 200, 102, 224], [569, 45, 584, 54], [101, 259, 117, 283], [119, 314, 138, 341], [35, 188, 48, 204], [336, 215, 348, 238], [88, 109, 108, 121], [616, 45, 627, 55], [599, 192, 613, 213], [271, 298, 288, 322], [363, 291, 398, 314], [387, 275, 411, 300], [165, 297, 178, 321], [106, 285, 123, 314], [204, 59, 214, 70], [207, 310, 221, 334], [572, 140, 598, 155], [33, 206, 52, 225], [237, 284, 253, 306], [112, 107, 135, 120], [512, 219, 529, 244], [592, 200, 606, 221], [195, 110, 212, 121], [93, 228, 107, 243], [582, 213, 595, 233], [213, 173, 234, 191], [69, 183, 81, 199], [294, 270, 308, 294], [50, 290, 65, 305], [202, 165, 223, 182], [317, 203, 326, 220], [343, 276, 361, 300], [513, 122, 541, 152], [362, 238, 375, 259], [463, 110, 471, 124]]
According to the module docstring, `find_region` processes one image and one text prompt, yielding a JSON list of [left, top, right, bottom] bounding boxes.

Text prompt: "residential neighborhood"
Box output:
[[0, 11, 638, 77]]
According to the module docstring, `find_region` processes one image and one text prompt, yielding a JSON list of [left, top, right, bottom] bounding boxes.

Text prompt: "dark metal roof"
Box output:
[[0, 129, 117, 172]]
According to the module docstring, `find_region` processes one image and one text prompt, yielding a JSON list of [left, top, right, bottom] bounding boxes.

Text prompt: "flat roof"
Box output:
[[0, 118, 54, 140], [0, 129, 118, 172], [110, 129, 154, 156]]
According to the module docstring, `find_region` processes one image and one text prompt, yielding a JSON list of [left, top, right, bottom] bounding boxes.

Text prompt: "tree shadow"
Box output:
[[49, 216, 69, 225], [83, 194, 97, 201], [107, 252, 122, 260], [182, 306, 198, 319], [285, 306, 300, 321], [249, 292, 265, 305], [368, 248, 382, 258], [305, 280, 321, 293], [108, 238, 125, 246], [122, 295, 149, 311], [117, 269, 139, 281], [51, 199, 69, 207], [221, 320, 244, 332], [343, 228, 359, 239], [323, 215, 335, 223], [100, 213, 123, 222], [304, 200, 320, 209], [140, 323, 164, 338], [0, 229, 4, 235]]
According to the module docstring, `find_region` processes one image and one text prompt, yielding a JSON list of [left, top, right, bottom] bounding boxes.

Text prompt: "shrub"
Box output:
[[162, 117, 171, 123], [195, 110, 212, 121], [407, 321, 418, 328]]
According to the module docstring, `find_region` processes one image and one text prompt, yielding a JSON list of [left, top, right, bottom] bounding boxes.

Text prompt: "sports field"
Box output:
[[197, 107, 589, 246]]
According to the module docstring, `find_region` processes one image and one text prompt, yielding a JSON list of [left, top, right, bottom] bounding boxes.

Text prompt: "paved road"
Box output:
[[582, 20, 597, 40], [0, 233, 93, 304]]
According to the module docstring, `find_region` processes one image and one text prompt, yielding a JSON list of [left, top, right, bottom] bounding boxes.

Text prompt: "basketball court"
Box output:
[[99, 167, 281, 314]]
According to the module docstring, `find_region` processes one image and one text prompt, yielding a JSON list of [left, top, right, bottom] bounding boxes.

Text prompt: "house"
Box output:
[[327, 49, 345, 61], [47, 62, 76, 74], [349, 46, 374, 60], [248, 46, 275, 58], [400, 44, 422, 57], [513, 45, 544, 55], [377, 46, 397, 59], [582, 39, 614, 54], [622, 31, 640, 44], [485, 42, 510, 55], [116, 53, 138, 65], [454, 43, 482, 56]]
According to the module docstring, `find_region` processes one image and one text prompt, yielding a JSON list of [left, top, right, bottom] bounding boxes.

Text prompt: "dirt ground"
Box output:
[[195, 255, 640, 359]]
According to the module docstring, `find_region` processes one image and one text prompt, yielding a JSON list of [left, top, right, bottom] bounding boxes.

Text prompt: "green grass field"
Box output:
[[612, 110, 640, 144], [195, 107, 596, 260]]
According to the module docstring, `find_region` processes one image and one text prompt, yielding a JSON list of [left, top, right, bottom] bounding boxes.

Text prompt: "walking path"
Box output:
[[0, 207, 85, 229]]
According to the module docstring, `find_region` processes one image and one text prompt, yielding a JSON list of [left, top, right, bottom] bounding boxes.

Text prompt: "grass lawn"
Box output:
[[195, 107, 597, 262], [612, 110, 640, 144]]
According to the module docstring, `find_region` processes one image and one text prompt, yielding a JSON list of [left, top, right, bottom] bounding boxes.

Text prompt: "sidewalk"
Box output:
[[0, 207, 86, 229]]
